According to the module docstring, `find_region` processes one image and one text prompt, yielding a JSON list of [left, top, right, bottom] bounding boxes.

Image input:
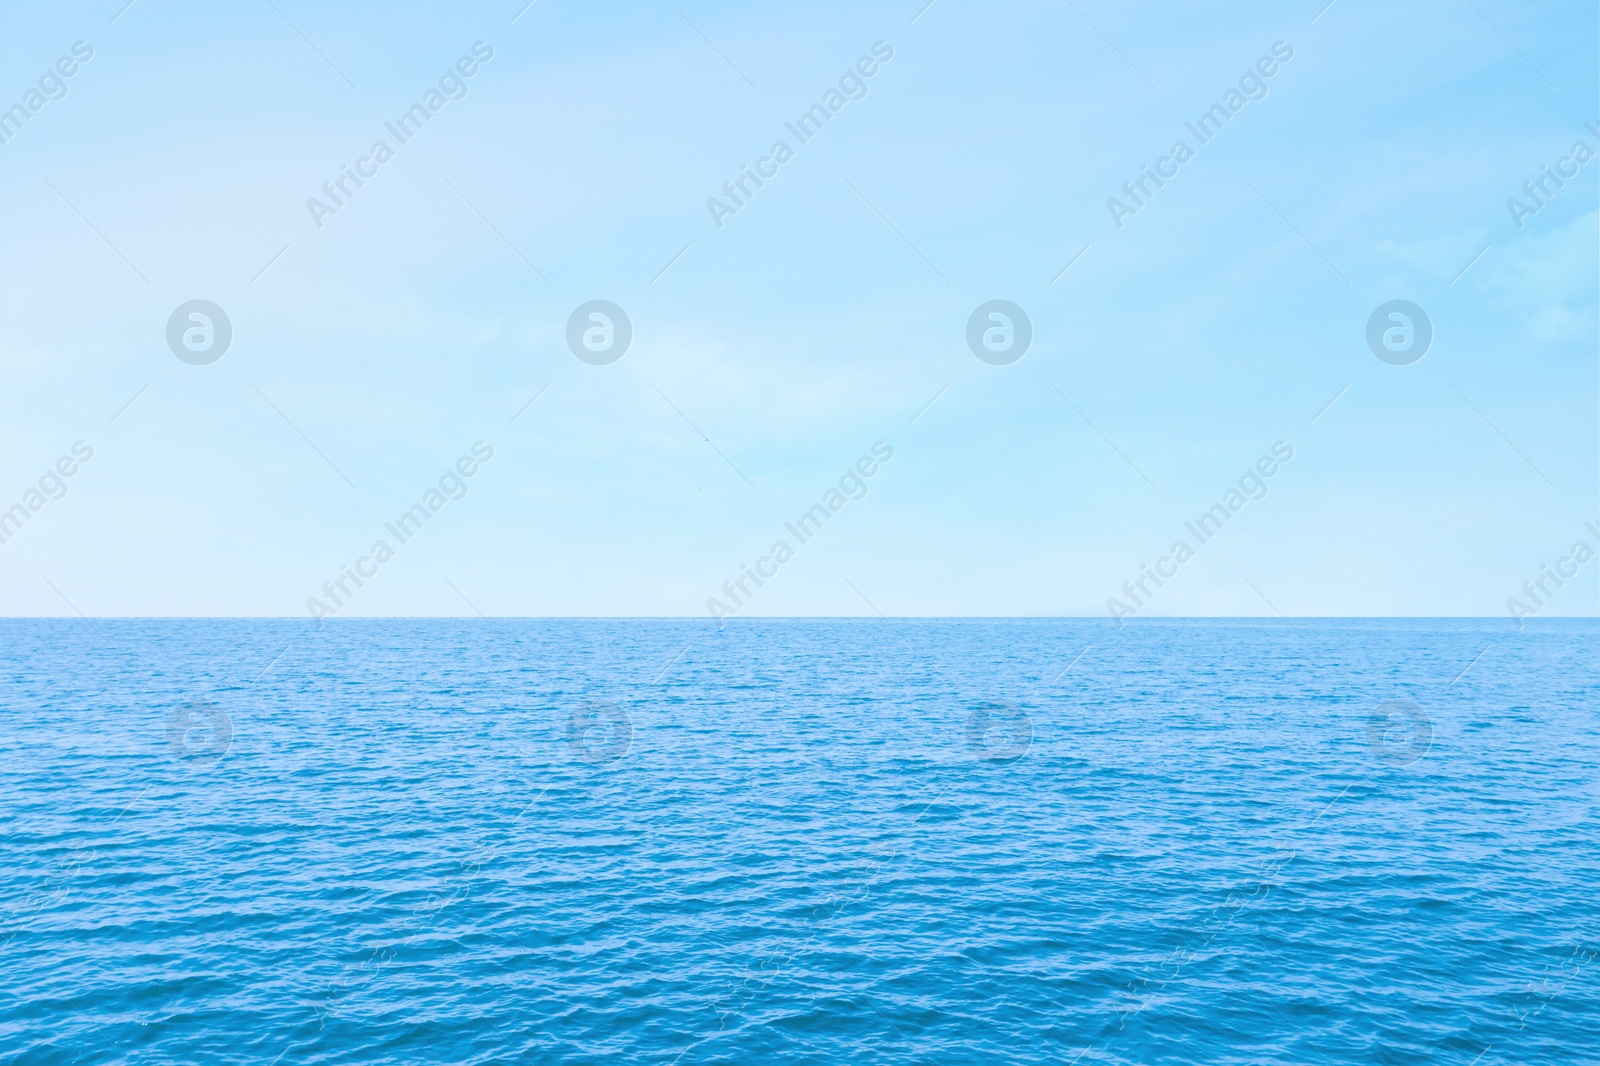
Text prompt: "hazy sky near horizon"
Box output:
[[1, 0, 1595, 619]]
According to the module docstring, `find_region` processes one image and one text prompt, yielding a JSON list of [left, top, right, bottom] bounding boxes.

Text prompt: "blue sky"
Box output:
[[1, 0, 1595, 618]]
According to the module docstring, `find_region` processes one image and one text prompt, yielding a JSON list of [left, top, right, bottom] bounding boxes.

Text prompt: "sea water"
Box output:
[[2, 618, 1596, 1064]]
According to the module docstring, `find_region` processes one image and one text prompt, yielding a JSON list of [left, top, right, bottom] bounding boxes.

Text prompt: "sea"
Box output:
[[2, 618, 1596, 1064]]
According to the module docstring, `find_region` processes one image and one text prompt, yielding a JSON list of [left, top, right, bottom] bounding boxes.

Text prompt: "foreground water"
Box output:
[[1, 618, 1596, 1064]]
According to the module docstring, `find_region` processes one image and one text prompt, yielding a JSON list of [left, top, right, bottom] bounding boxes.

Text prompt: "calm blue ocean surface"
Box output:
[[2, 618, 1596, 1064]]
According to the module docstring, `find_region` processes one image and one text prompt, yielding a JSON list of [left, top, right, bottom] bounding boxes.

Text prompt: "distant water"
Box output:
[[2, 618, 1597, 1065]]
